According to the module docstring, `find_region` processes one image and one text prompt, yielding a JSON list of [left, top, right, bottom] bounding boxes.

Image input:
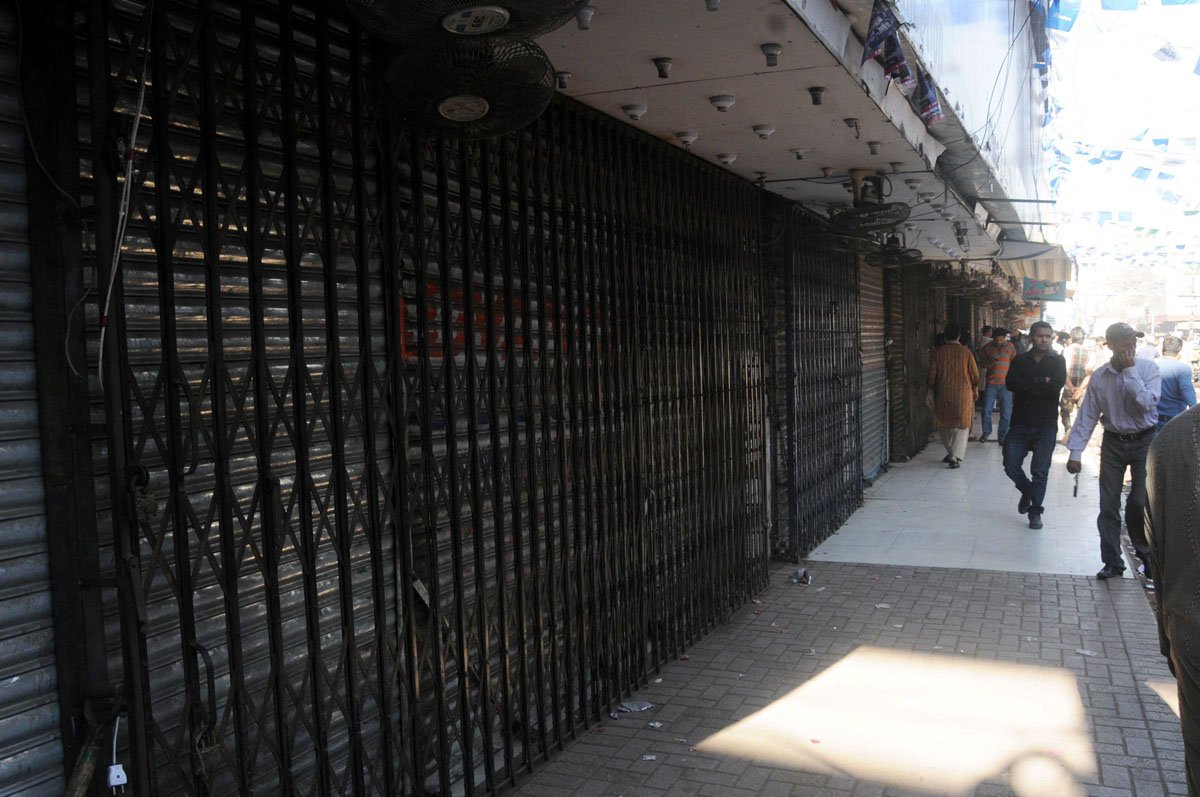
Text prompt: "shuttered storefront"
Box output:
[[858, 261, 887, 482], [0, 5, 65, 794], [764, 199, 862, 561], [78, 2, 772, 792]]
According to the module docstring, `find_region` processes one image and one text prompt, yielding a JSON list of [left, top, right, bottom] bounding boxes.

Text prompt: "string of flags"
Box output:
[[862, 0, 943, 124]]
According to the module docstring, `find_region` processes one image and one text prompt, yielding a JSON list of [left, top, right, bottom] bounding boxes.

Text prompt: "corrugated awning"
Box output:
[[994, 242, 1074, 283]]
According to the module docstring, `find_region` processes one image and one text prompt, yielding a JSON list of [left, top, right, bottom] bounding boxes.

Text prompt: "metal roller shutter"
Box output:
[[885, 268, 908, 460], [0, 5, 66, 794], [859, 261, 887, 482]]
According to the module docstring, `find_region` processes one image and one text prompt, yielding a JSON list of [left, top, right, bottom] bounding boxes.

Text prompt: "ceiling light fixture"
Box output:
[[676, 131, 699, 150], [903, 178, 922, 190], [807, 86, 826, 105], [555, 71, 571, 90], [867, 141, 881, 155], [576, 5, 595, 29], [760, 43, 782, 67], [843, 118, 861, 139], [889, 161, 903, 173], [706, 0, 720, 10], [621, 103, 648, 121], [716, 152, 737, 165], [709, 94, 736, 112], [820, 167, 834, 178], [790, 148, 811, 160], [752, 124, 775, 140], [652, 57, 673, 79]]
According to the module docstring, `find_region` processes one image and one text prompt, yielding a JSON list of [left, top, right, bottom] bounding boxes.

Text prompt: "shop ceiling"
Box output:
[[539, 0, 1001, 263]]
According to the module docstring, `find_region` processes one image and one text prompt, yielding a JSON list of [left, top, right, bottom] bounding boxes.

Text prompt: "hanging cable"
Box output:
[[98, 26, 153, 394]]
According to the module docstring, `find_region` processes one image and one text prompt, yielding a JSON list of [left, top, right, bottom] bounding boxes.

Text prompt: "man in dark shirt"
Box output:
[[1003, 321, 1067, 529]]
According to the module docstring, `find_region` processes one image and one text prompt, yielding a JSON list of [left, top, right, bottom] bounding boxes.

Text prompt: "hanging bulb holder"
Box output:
[[709, 94, 736, 112], [790, 148, 811, 160], [889, 161, 904, 174], [716, 152, 737, 165], [555, 71, 572, 90], [867, 141, 881, 155], [752, 124, 775, 140], [621, 103, 648, 121], [576, 5, 595, 30], [807, 86, 826, 105], [676, 131, 699, 149], [760, 43, 782, 67], [820, 166, 834, 178], [843, 118, 861, 139], [652, 57, 673, 79]]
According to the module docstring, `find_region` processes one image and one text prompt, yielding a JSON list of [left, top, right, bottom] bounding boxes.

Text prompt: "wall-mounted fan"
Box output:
[[866, 234, 924, 269], [382, 37, 556, 138], [810, 232, 879, 256], [829, 169, 911, 234], [345, 0, 588, 42]]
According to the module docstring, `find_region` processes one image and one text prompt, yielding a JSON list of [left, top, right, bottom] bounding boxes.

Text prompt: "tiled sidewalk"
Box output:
[[512, 432, 1185, 796]]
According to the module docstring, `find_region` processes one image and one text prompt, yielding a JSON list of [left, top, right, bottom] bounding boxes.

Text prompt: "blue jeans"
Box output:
[[1002, 425, 1056, 515], [981, 383, 1013, 440]]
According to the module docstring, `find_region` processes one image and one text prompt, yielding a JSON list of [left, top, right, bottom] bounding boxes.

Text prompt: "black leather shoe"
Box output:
[[942, 454, 953, 463], [1096, 565, 1124, 580], [1028, 513, 1043, 529], [1018, 492, 1031, 515], [980, 434, 990, 443], [948, 458, 961, 469]]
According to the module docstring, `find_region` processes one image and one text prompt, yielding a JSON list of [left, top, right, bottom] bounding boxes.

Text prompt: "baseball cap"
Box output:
[[1104, 322, 1144, 342]]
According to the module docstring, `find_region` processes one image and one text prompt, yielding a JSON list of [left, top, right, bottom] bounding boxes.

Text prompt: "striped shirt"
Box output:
[[979, 340, 1017, 386], [1065, 343, 1089, 385]]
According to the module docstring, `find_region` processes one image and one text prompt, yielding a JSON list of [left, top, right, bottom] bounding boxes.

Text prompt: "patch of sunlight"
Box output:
[[1148, 679, 1181, 718], [697, 646, 1096, 797]]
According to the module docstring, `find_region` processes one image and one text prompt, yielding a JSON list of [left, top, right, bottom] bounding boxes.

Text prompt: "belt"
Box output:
[[1104, 426, 1156, 442]]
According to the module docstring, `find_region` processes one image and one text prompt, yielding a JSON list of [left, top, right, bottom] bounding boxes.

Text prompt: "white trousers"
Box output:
[[939, 427, 969, 460]]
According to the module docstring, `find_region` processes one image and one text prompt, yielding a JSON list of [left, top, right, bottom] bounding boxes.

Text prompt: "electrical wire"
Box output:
[[98, 5, 154, 394], [111, 715, 120, 765]]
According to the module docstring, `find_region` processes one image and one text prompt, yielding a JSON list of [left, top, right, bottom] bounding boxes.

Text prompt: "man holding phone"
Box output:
[[1065, 323, 1161, 580]]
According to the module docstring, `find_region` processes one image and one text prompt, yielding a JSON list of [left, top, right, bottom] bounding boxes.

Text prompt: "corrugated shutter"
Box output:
[[859, 261, 887, 482], [0, 5, 66, 794], [885, 268, 907, 460]]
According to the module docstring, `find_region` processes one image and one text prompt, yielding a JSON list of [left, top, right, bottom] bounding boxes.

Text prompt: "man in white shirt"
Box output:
[[1065, 323, 1162, 580]]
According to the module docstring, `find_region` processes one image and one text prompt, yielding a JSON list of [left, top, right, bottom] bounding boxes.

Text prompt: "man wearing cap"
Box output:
[[978, 327, 1016, 444], [1065, 322, 1162, 580]]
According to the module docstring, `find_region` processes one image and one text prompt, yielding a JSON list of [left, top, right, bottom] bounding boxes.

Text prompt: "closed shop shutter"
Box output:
[[859, 261, 887, 481], [0, 5, 66, 794], [884, 268, 908, 460]]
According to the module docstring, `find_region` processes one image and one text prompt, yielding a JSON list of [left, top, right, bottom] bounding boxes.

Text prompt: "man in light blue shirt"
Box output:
[[1066, 323, 1161, 580], [1157, 335, 1197, 429]]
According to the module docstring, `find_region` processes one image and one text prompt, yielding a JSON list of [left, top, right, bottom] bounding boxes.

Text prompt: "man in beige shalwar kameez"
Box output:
[[928, 321, 982, 468]]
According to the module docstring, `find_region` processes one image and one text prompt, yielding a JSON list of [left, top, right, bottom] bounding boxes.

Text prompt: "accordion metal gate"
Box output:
[[763, 199, 862, 562], [73, 0, 774, 793]]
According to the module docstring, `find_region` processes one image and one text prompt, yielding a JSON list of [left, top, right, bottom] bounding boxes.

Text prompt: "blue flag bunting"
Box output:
[[1162, 0, 1199, 6], [1047, 0, 1082, 31], [1153, 138, 1170, 150], [1133, 167, 1151, 180], [1100, 0, 1139, 8], [862, 0, 902, 64], [1101, 149, 1124, 160]]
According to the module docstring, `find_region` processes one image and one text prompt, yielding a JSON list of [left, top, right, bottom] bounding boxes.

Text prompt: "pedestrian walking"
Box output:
[[1065, 322, 1162, 580], [1002, 322, 1065, 530], [1145, 404, 1200, 796], [978, 327, 1016, 445], [1156, 335, 1197, 430], [928, 322, 981, 469], [1060, 327, 1092, 445]]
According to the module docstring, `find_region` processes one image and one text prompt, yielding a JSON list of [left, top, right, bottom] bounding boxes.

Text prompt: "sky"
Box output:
[[1043, 0, 1200, 287]]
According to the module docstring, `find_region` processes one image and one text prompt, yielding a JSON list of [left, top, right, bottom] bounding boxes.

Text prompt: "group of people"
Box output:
[[926, 319, 1196, 555], [927, 317, 1200, 791]]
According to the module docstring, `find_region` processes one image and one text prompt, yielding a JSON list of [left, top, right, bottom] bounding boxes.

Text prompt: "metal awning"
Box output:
[[994, 242, 1074, 283]]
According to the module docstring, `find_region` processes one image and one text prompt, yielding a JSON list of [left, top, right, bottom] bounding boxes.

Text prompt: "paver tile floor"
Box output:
[[513, 426, 1184, 796]]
